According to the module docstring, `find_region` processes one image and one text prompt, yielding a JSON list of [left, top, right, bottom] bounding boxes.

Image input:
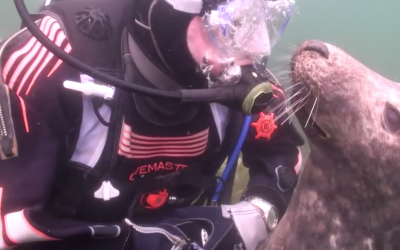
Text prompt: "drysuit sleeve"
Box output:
[[241, 85, 305, 217], [0, 16, 72, 247]]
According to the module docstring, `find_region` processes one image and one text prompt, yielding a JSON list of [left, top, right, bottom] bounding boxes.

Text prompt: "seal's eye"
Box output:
[[384, 104, 400, 133]]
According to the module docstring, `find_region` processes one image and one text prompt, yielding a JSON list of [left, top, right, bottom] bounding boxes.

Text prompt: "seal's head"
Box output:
[[291, 40, 400, 158], [260, 40, 400, 250]]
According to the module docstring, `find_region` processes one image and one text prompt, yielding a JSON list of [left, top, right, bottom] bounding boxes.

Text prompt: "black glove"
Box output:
[[241, 166, 298, 219], [129, 201, 269, 250]]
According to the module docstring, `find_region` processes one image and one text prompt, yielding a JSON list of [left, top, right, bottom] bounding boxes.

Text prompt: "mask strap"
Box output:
[[126, 32, 182, 90]]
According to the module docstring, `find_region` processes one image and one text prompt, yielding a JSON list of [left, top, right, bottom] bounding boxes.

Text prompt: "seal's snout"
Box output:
[[304, 40, 330, 59], [290, 40, 330, 77]]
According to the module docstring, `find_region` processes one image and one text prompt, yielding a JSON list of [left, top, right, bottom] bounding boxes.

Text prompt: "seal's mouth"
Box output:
[[297, 106, 330, 140], [290, 82, 330, 140], [289, 40, 331, 140]]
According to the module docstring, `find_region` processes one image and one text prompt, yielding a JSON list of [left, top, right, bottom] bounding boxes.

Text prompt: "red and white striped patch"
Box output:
[[118, 123, 209, 159], [2, 16, 72, 96]]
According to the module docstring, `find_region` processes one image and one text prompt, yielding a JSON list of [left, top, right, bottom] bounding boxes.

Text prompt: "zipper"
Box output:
[[125, 219, 188, 250], [0, 86, 7, 137], [0, 83, 17, 159], [147, 0, 174, 73], [0, 21, 42, 160]]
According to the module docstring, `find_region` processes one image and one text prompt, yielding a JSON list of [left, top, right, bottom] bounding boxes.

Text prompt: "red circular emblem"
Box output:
[[251, 112, 278, 140]]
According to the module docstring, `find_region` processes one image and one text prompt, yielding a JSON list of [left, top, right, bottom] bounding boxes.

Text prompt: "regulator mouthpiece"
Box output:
[[180, 79, 273, 115]]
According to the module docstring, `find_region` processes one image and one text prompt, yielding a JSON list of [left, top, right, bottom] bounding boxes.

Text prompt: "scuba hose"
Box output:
[[212, 115, 252, 204], [14, 0, 275, 115], [12, 0, 276, 205]]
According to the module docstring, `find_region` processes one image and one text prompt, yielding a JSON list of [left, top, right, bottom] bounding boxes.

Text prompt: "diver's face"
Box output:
[[186, 17, 253, 77]]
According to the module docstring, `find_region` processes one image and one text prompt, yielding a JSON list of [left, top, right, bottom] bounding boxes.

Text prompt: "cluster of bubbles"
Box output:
[[198, 55, 242, 88], [199, 0, 295, 88], [203, 0, 295, 60]]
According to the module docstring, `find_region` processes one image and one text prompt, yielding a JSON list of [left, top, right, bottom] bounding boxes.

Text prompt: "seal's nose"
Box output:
[[304, 40, 330, 59]]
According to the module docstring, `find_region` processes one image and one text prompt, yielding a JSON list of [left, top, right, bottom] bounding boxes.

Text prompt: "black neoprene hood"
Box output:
[[127, 0, 207, 89]]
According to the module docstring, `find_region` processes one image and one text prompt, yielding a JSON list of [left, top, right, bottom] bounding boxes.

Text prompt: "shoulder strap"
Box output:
[[49, 88, 124, 218]]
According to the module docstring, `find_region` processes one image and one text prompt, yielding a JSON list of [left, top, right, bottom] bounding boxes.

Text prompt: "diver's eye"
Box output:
[[384, 104, 400, 133]]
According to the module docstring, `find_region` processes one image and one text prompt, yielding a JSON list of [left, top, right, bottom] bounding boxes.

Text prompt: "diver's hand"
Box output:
[[173, 201, 269, 250], [126, 201, 269, 250]]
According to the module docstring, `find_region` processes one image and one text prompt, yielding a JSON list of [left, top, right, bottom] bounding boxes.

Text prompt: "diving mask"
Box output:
[[200, 0, 294, 86]]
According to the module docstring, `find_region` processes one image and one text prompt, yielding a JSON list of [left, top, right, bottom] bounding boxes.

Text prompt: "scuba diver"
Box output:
[[0, 0, 303, 249]]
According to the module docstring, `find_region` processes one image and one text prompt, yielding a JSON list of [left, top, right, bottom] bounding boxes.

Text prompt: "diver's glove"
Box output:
[[127, 201, 270, 250], [242, 166, 298, 220], [218, 65, 274, 115]]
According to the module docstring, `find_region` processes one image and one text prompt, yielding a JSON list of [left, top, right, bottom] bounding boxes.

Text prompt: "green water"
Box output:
[[269, 0, 400, 83], [1, 0, 399, 80], [1, 0, 399, 164], [0, 1, 41, 41]]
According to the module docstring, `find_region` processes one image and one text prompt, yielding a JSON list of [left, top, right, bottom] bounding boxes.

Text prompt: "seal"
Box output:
[[258, 40, 400, 250]]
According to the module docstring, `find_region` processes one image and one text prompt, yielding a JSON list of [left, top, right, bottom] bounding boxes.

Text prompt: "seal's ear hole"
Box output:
[[384, 103, 400, 134]]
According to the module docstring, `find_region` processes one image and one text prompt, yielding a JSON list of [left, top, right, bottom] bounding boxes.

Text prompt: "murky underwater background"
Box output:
[[1, 0, 399, 201]]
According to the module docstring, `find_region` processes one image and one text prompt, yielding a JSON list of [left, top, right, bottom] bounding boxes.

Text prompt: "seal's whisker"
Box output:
[[278, 79, 295, 89], [269, 98, 290, 115], [297, 88, 313, 117], [287, 43, 298, 51], [290, 88, 312, 112], [280, 111, 297, 125], [304, 96, 318, 128], [269, 87, 305, 114], [277, 75, 291, 81], [288, 91, 311, 124], [311, 92, 320, 127], [276, 70, 294, 81], [288, 86, 306, 100], [284, 81, 302, 92], [274, 99, 303, 122], [289, 104, 304, 124], [273, 69, 287, 74], [274, 71, 292, 79], [276, 55, 292, 63], [277, 100, 287, 115], [271, 72, 291, 81], [271, 65, 292, 77], [279, 69, 292, 76], [278, 54, 297, 64], [281, 101, 308, 125], [269, 98, 292, 118], [292, 90, 311, 111], [264, 67, 280, 73], [272, 70, 294, 83], [283, 63, 292, 69], [274, 89, 311, 122]]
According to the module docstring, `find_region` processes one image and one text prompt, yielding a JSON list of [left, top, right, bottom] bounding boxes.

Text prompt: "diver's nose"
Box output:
[[304, 40, 330, 59]]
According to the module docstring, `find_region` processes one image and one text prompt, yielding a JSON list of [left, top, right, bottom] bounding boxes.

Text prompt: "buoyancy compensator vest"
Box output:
[[35, 0, 244, 219]]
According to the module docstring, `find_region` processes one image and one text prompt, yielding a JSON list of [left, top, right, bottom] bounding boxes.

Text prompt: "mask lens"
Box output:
[[203, 0, 294, 62], [264, 0, 294, 47]]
